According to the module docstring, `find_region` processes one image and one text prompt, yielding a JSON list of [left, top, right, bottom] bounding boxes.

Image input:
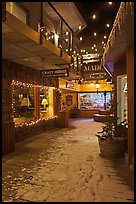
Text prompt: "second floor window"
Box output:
[[6, 2, 27, 24]]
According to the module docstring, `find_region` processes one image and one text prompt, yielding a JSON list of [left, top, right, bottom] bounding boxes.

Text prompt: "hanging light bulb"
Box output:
[[80, 36, 83, 41], [95, 80, 100, 93], [79, 25, 82, 30]]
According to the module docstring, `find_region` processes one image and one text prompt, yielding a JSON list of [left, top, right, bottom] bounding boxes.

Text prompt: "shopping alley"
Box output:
[[2, 2, 134, 202]]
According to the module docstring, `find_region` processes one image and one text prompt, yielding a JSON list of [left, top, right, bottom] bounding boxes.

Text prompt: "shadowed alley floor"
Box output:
[[2, 118, 134, 202]]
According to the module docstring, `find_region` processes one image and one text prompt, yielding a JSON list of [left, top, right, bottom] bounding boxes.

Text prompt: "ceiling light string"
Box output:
[[103, 2, 133, 65]]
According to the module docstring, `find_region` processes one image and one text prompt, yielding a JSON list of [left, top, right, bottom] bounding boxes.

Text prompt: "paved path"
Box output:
[[2, 118, 134, 202]]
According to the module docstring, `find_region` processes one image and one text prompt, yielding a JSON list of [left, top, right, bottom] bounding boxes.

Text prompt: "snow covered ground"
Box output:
[[2, 118, 134, 202]]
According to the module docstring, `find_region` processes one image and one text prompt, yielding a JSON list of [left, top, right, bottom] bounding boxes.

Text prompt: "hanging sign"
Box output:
[[41, 68, 69, 77], [83, 64, 102, 72]]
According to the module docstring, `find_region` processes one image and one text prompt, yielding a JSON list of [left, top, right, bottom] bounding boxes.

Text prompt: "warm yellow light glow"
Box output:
[[95, 48, 97, 51], [109, 2, 112, 5], [66, 38, 68, 42], [95, 81, 100, 89], [106, 23, 110, 27], [104, 35, 107, 39], [79, 25, 81, 30], [94, 32, 97, 36], [92, 47, 94, 50], [102, 41, 104, 44], [80, 36, 82, 41], [66, 31, 69, 35], [93, 14, 96, 19], [66, 49, 68, 52], [94, 44, 96, 47]]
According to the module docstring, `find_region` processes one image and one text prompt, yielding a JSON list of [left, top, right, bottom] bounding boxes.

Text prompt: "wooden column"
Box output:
[[126, 46, 134, 165], [34, 86, 40, 120], [2, 60, 15, 155]]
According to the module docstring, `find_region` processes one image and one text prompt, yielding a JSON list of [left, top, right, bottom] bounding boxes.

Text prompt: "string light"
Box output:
[[80, 36, 82, 41], [66, 31, 69, 35], [94, 32, 97, 36], [79, 25, 82, 30], [92, 14, 96, 19], [11, 80, 57, 128], [106, 24, 110, 27], [104, 35, 107, 39], [15, 116, 58, 128], [103, 2, 134, 65], [109, 2, 112, 5]]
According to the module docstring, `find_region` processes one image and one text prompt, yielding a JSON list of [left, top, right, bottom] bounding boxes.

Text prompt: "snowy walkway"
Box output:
[[2, 118, 134, 202]]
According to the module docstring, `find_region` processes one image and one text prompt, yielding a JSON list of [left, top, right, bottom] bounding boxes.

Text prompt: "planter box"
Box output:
[[97, 137, 127, 159]]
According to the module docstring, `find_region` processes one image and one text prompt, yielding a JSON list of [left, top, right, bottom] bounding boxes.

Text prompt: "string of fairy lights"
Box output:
[[11, 80, 58, 128], [103, 2, 134, 65]]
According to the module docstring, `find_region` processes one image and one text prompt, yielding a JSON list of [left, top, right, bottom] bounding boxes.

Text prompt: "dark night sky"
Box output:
[[75, 2, 120, 37]]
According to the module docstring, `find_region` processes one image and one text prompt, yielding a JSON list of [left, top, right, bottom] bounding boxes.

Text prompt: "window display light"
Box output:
[[21, 95, 31, 107], [41, 98, 48, 109]]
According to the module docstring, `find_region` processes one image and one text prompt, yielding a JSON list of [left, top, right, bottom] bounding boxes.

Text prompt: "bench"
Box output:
[[93, 113, 113, 122]]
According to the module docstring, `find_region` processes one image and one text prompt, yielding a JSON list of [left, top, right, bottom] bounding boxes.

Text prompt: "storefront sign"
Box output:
[[83, 64, 102, 72], [41, 68, 69, 78], [83, 63, 103, 72]]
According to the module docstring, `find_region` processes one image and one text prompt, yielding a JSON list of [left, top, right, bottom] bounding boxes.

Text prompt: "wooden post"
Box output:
[[126, 47, 134, 165], [34, 86, 40, 120]]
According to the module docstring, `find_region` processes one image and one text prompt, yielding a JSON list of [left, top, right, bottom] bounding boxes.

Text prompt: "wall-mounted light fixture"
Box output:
[[95, 80, 100, 93]]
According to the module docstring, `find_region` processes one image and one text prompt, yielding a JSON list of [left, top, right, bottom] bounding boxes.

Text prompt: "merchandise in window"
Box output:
[[40, 87, 54, 119], [40, 87, 49, 118], [78, 92, 111, 110], [13, 85, 35, 125]]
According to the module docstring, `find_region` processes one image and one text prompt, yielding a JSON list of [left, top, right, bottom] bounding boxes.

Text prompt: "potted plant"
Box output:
[[96, 106, 128, 159]]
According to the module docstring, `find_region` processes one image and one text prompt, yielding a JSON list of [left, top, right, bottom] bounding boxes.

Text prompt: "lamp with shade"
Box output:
[[41, 98, 48, 110]]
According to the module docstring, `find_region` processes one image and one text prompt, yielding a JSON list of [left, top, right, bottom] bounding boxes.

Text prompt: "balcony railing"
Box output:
[[2, 2, 84, 78]]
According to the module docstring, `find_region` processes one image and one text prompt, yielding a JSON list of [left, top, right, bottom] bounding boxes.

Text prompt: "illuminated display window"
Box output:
[[12, 81, 55, 125], [78, 92, 111, 110], [13, 84, 35, 125], [40, 87, 54, 119]]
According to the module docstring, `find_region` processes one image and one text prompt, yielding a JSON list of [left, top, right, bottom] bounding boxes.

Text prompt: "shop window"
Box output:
[[78, 92, 111, 110], [13, 84, 35, 125], [117, 75, 128, 124], [40, 87, 54, 119], [6, 2, 27, 24]]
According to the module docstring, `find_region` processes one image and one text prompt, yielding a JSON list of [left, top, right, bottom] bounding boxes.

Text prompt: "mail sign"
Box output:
[[41, 68, 69, 78]]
